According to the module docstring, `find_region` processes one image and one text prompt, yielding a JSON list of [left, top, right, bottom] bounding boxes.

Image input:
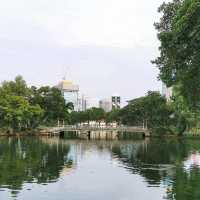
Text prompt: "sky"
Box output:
[[0, 0, 164, 103]]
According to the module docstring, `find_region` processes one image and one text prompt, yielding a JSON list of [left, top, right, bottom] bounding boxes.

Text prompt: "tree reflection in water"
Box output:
[[111, 139, 200, 200], [0, 137, 73, 197], [1, 137, 200, 200], [166, 158, 200, 200]]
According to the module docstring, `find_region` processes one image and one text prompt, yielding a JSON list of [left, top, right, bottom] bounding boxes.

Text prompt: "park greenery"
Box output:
[[152, 0, 200, 134], [0, 75, 195, 136], [0, 76, 73, 133], [0, 0, 200, 136], [69, 91, 188, 136], [153, 0, 200, 109]]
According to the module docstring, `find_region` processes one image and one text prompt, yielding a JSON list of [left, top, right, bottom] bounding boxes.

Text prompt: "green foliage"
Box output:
[[0, 77, 43, 131], [105, 109, 121, 124], [0, 75, 30, 97], [153, 0, 200, 108], [69, 91, 189, 135], [88, 107, 105, 122], [170, 84, 200, 134], [69, 107, 105, 124], [30, 86, 71, 124], [0, 76, 72, 132], [120, 91, 174, 135]]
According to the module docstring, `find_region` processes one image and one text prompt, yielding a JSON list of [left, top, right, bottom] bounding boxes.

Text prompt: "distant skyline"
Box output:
[[0, 0, 164, 102]]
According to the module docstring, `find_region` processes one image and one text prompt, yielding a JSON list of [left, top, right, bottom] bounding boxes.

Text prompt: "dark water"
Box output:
[[0, 137, 200, 200]]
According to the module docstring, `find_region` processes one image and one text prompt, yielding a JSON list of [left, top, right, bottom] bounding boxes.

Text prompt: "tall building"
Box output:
[[80, 95, 87, 111], [56, 78, 79, 111], [162, 83, 172, 101], [112, 95, 121, 109], [99, 99, 112, 112]]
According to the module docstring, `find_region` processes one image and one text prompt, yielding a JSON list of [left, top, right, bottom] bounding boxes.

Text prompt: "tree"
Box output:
[[0, 75, 30, 97], [69, 108, 105, 125], [30, 86, 72, 125], [0, 95, 43, 132], [0, 76, 43, 132], [105, 109, 121, 124], [153, 0, 200, 109], [120, 91, 174, 135], [0, 76, 73, 131], [170, 84, 200, 134], [89, 107, 105, 124]]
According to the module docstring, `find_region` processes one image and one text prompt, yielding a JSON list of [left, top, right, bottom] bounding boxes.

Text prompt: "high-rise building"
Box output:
[[99, 99, 112, 112], [81, 95, 87, 111], [112, 95, 121, 109], [162, 83, 172, 102], [56, 78, 79, 111]]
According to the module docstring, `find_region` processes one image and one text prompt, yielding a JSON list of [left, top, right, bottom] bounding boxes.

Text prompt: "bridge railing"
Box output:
[[51, 125, 147, 131]]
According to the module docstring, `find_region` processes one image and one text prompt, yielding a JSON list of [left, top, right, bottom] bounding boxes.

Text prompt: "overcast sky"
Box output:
[[0, 0, 164, 102]]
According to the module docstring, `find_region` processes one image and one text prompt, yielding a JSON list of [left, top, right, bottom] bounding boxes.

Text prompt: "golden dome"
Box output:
[[62, 79, 72, 84]]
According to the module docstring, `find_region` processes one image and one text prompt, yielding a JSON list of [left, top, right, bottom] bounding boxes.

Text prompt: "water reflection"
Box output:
[[63, 130, 144, 140], [110, 139, 200, 200], [0, 137, 200, 199], [0, 137, 73, 197], [111, 139, 188, 185]]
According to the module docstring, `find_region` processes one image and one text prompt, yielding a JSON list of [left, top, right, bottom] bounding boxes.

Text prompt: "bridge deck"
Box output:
[[40, 126, 150, 137]]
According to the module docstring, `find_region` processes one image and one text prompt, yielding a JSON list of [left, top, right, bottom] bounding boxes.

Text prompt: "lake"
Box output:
[[0, 136, 199, 200]]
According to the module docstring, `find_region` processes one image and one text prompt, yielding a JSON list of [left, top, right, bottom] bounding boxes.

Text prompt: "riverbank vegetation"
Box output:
[[0, 76, 72, 134], [0, 75, 197, 136], [68, 91, 189, 136], [1, 0, 200, 136], [152, 0, 200, 135]]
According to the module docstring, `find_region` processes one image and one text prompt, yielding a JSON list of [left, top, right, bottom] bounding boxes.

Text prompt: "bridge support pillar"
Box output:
[[144, 131, 150, 137]]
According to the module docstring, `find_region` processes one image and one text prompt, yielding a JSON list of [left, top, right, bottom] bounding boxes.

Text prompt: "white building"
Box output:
[[99, 99, 112, 112], [56, 78, 79, 111]]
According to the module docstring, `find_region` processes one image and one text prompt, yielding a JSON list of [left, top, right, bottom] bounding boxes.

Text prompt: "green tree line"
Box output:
[[69, 107, 120, 125], [69, 91, 187, 136], [0, 76, 73, 133]]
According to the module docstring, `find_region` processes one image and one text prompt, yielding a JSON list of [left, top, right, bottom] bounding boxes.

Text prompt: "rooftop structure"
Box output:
[[57, 79, 79, 92], [112, 95, 121, 109]]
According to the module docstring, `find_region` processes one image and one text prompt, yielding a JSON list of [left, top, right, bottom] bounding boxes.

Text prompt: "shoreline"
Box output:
[[0, 130, 200, 139]]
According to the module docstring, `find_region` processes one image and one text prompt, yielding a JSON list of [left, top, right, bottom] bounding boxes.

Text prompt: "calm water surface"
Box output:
[[0, 136, 199, 200]]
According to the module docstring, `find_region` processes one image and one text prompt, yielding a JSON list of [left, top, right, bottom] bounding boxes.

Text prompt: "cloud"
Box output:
[[0, 0, 163, 102], [0, 0, 163, 47]]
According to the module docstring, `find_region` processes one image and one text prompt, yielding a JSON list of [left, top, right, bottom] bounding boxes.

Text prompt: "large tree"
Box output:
[[30, 86, 72, 125], [0, 92, 43, 132], [0, 75, 31, 97], [120, 91, 174, 135], [153, 0, 200, 108]]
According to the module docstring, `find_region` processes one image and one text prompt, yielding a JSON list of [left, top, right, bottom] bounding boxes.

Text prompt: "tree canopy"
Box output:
[[0, 76, 73, 132], [120, 91, 174, 135], [69, 107, 105, 125], [153, 0, 200, 108]]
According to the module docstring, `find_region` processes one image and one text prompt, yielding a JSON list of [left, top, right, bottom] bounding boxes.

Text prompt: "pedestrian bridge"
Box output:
[[39, 125, 150, 138]]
